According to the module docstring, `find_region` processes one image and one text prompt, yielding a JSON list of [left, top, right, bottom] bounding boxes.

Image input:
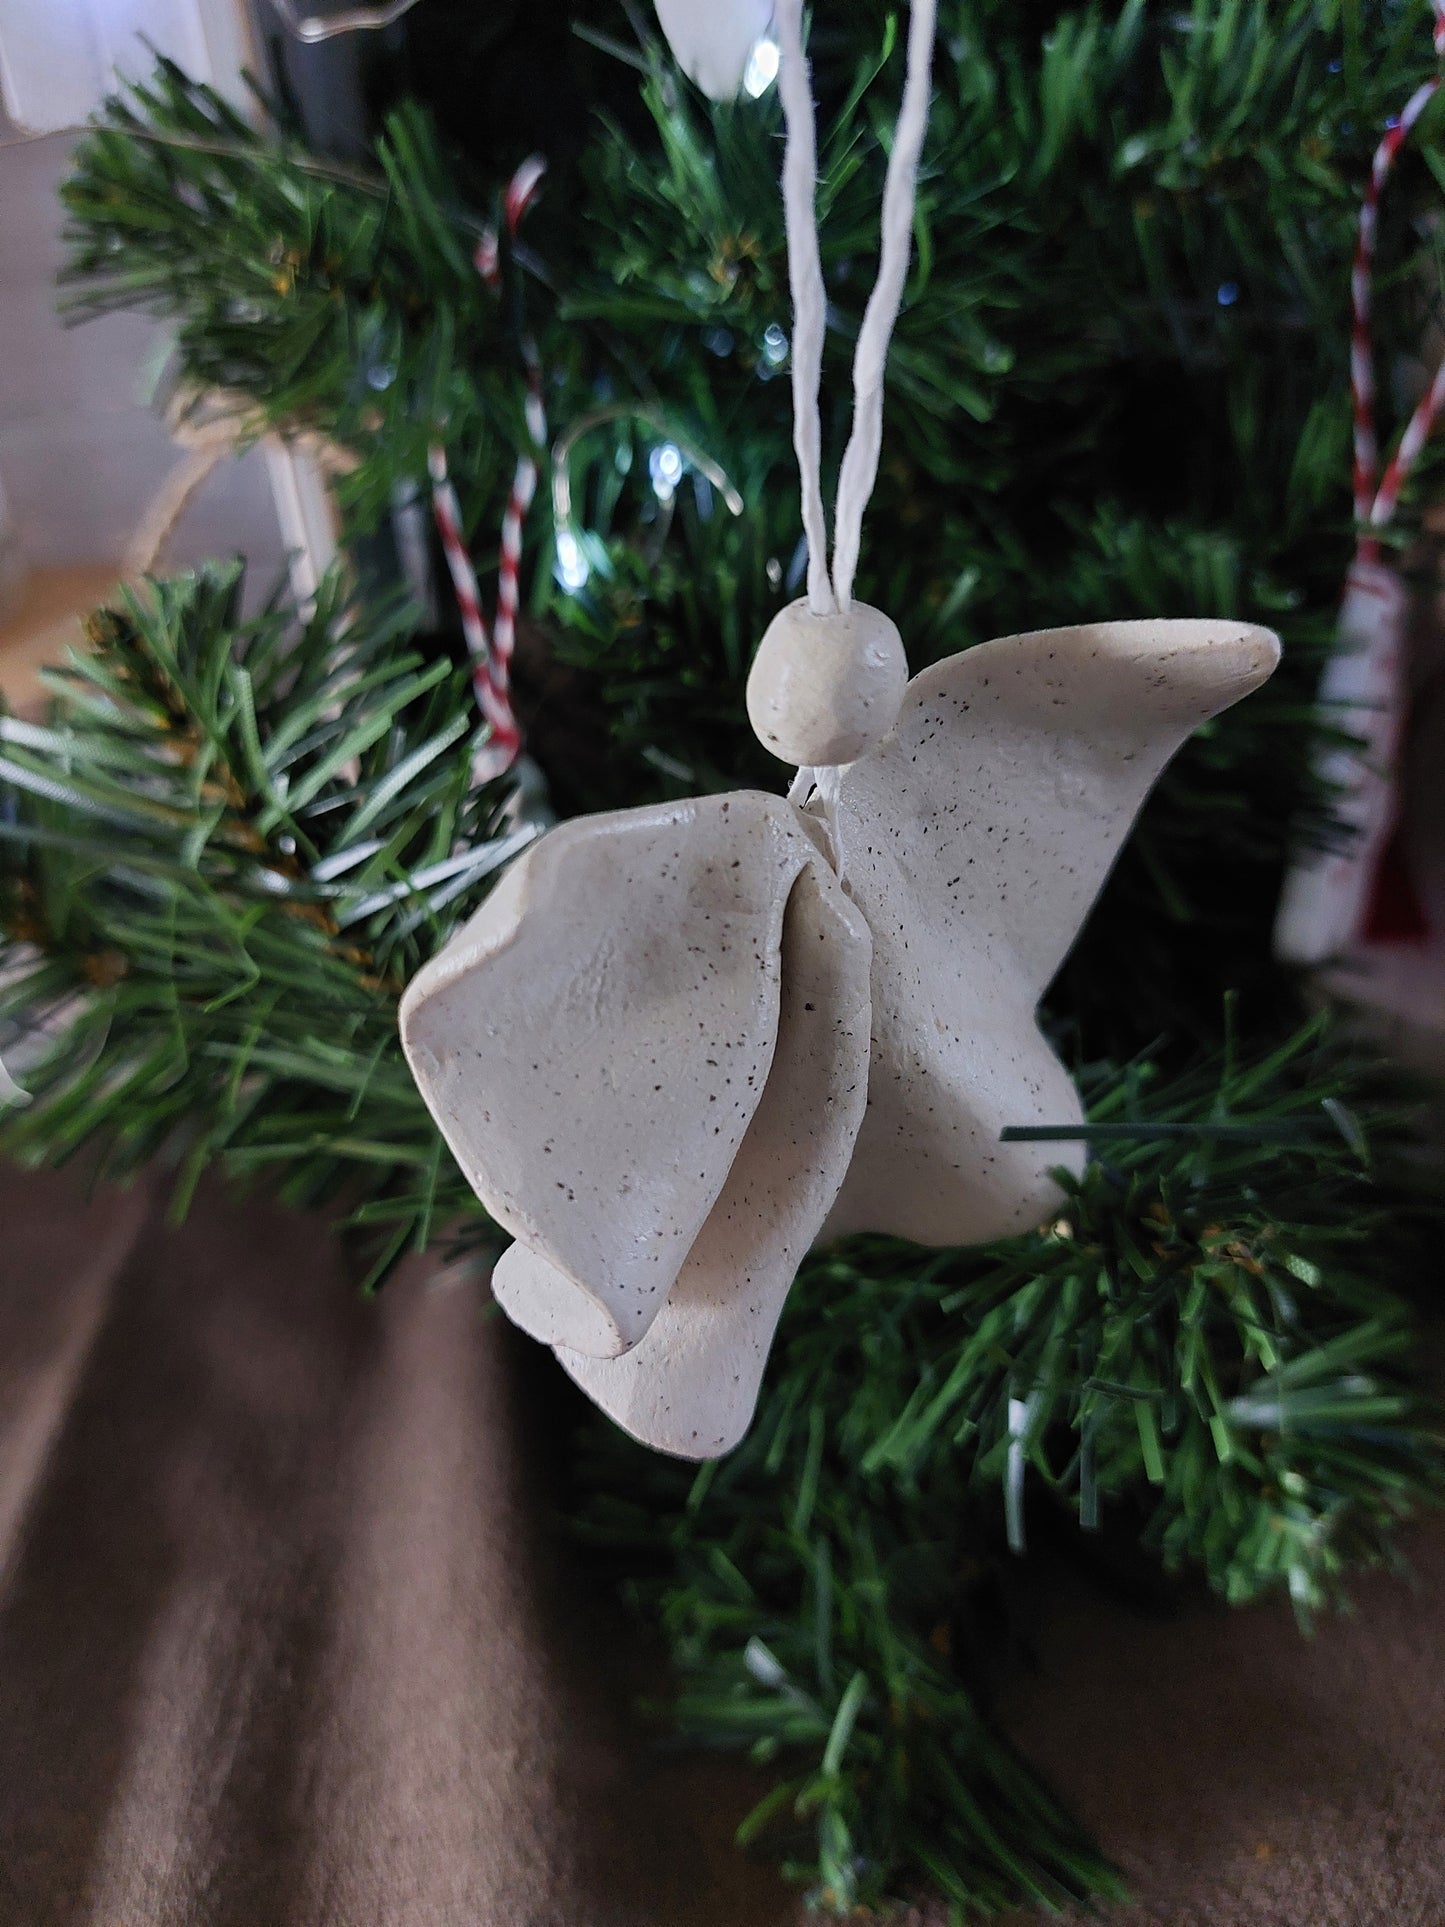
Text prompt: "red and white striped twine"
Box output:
[[1351, 2, 1445, 556], [489, 337, 547, 725], [429, 154, 548, 785]]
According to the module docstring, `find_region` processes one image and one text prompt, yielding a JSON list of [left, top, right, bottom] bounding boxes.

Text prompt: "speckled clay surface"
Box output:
[[560, 858, 871, 1456], [401, 617, 1280, 1459], [821, 617, 1282, 1245], [400, 791, 871, 1373]]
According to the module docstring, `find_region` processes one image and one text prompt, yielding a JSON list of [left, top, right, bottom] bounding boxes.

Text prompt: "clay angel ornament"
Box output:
[[400, 0, 1280, 1459]]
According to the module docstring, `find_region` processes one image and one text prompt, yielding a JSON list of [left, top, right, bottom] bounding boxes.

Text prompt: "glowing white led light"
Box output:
[[761, 323, 789, 367], [554, 527, 590, 592], [649, 441, 685, 502], [742, 35, 779, 98]]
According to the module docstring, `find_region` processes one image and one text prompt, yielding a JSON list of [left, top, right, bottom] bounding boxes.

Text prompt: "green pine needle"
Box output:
[[0, 565, 508, 1275], [573, 1024, 1443, 1913]]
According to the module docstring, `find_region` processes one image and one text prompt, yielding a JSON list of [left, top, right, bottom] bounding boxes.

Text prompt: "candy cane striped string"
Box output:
[[428, 154, 548, 784], [477, 154, 548, 778], [490, 336, 547, 725], [427, 443, 520, 780], [1352, 2, 1445, 559]]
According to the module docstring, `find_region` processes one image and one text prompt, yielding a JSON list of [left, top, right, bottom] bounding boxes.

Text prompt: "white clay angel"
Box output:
[[400, 0, 1280, 1458]]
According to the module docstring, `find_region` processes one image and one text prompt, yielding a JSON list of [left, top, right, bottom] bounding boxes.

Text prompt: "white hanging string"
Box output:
[[776, 0, 834, 614], [774, 0, 937, 614], [830, 0, 936, 607]]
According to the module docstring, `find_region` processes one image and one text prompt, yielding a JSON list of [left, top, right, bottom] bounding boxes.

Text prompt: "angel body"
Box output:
[[401, 617, 1279, 1458]]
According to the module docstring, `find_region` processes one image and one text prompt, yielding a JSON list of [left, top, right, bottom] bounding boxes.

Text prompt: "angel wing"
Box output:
[[558, 853, 871, 1455], [400, 790, 872, 1447], [818, 617, 1281, 1246]]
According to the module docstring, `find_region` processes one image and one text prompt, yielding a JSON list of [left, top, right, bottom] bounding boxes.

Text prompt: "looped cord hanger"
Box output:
[[775, 0, 938, 617]]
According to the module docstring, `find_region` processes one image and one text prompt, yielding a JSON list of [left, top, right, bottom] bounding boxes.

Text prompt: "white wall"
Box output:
[[0, 108, 285, 598]]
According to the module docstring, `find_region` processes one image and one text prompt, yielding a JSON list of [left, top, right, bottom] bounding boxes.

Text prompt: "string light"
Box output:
[[549, 406, 745, 596], [554, 526, 590, 592], [742, 36, 780, 98], [649, 442, 684, 502]]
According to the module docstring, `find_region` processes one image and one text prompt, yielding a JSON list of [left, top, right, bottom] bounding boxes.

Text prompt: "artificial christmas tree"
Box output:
[[2, 2, 1444, 1915]]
